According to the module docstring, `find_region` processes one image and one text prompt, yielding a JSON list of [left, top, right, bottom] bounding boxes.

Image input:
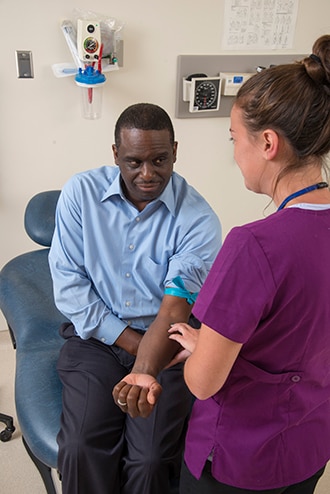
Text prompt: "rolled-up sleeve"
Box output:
[[165, 211, 221, 293]]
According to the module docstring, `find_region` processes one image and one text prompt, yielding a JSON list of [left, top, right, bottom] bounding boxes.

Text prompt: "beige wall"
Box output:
[[1, 0, 330, 329]]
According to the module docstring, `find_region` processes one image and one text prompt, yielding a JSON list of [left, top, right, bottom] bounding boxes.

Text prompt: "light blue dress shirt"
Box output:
[[49, 166, 221, 345]]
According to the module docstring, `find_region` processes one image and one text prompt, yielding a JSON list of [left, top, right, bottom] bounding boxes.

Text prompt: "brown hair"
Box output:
[[235, 35, 330, 183]]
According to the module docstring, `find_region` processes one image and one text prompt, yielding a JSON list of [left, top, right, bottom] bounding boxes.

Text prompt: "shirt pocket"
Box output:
[[139, 256, 169, 294]]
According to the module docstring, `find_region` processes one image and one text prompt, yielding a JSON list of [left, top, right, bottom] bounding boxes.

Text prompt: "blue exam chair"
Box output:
[[0, 190, 65, 493], [0, 190, 181, 494]]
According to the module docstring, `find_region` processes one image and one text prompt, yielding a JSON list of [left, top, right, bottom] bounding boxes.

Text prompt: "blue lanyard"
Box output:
[[277, 182, 329, 211]]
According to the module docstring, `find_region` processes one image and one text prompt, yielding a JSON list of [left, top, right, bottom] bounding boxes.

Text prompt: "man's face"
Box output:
[[112, 128, 178, 211]]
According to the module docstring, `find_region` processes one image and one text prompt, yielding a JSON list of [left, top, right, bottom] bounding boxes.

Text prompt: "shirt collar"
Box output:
[[101, 171, 123, 201], [101, 172, 176, 216], [157, 176, 176, 216]]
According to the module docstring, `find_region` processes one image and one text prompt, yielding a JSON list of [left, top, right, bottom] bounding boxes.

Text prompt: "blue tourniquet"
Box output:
[[164, 276, 198, 305]]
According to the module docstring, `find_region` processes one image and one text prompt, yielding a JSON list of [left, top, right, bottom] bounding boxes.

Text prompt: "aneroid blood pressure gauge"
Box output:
[[189, 76, 221, 113]]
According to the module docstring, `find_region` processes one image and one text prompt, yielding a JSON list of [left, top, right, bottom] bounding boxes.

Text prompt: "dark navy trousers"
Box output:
[[57, 328, 192, 494]]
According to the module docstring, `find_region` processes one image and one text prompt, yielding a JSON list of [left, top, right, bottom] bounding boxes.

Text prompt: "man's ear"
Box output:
[[173, 141, 178, 164], [262, 129, 279, 160], [112, 144, 119, 165]]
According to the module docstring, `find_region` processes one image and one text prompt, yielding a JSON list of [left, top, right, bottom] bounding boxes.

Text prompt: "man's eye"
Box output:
[[127, 160, 140, 168], [154, 157, 166, 166]]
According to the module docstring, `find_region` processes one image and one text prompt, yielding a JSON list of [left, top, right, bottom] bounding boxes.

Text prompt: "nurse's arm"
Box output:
[[184, 323, 242, 400]]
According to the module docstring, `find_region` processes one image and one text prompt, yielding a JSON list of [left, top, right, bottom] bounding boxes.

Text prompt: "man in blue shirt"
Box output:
[[49, 103, 221, 494]]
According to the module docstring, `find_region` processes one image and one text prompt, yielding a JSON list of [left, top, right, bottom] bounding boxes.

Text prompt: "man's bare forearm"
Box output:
[[131, 295, 192, 377], [115, 327, 143, 355]]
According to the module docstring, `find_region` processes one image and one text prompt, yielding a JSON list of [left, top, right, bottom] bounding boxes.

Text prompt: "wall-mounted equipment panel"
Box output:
[[176, 53, 305, 119], [77, 19, 102, 63]]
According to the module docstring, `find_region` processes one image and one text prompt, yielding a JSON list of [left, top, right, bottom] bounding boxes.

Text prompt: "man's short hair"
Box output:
[[114, 103, 175, 147]]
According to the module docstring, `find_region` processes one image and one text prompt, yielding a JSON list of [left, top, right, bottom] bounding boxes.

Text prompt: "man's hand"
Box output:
[[113, 296, 193, 418], [112, 374, 162, 418]]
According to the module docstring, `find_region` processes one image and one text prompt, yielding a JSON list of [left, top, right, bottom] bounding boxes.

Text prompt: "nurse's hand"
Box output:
[[112, 373, 162, 418], [168, 322, 199, 353]]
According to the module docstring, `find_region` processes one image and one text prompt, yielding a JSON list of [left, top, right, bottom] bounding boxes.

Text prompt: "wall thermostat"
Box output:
[[187, 76, 221, 113], [77, 19, 102, 62]]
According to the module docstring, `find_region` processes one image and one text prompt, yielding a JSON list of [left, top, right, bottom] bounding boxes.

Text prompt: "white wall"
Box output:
[[1, 0, 329, 329]]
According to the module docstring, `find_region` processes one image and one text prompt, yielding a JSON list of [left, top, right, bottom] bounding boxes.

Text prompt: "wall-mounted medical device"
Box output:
[[183, 74, 221, 113], [52, 8, 124, 120], [176, 54, 305, 119], [57, 15, 123, 73], [77, 19, 102, 63], [75, 18, 106, 119], [219, 72, 254, 96]]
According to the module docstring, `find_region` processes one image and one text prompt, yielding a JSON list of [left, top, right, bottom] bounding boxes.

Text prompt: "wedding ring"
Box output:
[[117, 399, 127, 407]]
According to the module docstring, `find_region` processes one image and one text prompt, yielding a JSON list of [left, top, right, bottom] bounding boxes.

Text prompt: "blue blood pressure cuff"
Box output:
[[164, 276, 198, 305]]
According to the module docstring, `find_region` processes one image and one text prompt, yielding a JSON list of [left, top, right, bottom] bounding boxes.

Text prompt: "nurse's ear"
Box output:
[[262, 129, 280, 161]]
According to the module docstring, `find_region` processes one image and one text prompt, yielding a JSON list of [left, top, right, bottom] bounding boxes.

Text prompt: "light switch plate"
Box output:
[[16, 51, 34, 78]]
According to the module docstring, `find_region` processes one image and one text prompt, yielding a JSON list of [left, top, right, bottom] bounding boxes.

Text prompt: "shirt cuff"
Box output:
[[92, 313, 129, 345]]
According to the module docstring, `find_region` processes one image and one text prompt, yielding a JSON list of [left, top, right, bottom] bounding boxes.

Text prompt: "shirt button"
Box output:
[[129, 244, 134, 250], [291, 375, 301, 383], [125, 272, 131, 278], [135, 217, 140, 222], [101, 337, 106, 343], [125, 301, 131, 307]]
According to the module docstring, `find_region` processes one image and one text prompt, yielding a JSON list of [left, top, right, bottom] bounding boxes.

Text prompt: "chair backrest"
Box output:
[[0, 190, 65, 349], [24, 190, 61, 246]]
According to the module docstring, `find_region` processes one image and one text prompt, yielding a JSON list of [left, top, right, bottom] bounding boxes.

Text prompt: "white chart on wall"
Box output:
[[222, 0, 299, 51]]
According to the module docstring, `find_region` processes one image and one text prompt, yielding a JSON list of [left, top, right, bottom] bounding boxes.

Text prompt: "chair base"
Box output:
[[0, 413, 15, 442], [22, 436, 60, 494]]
